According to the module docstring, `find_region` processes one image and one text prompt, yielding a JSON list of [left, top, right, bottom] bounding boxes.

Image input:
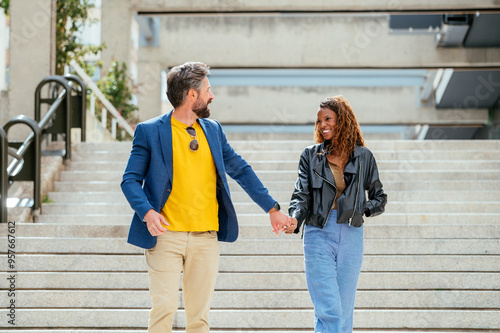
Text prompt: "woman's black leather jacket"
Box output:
[[289, 142, 387, 232]]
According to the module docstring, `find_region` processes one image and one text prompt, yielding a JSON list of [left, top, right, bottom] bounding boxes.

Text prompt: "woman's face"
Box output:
[[317, 107, 338, 141]]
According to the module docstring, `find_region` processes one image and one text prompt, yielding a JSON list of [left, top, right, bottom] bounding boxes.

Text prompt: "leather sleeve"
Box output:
[[363, 152, 387, 217], [289, 148, 312, 233]]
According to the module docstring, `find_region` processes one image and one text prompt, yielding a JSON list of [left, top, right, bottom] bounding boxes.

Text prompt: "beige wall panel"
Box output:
[[136, 61, 163, 121], [201, 85, 488, 125], [145, 14, 500, 69], [101, 0, 132, 71], [131, 0, 499, 12], [9, 0, 54, 122]]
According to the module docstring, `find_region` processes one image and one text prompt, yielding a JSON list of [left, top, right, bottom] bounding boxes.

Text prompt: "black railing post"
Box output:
[[64, 74, 87, 142], [4, 116, 42, 213], [0, 127, 8, 222], [34, 76, 73, 160]]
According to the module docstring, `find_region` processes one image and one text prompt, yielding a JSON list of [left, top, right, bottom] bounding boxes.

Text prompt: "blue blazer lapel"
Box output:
[[199, 119, 223, 171], [158, 112, 174, 181]]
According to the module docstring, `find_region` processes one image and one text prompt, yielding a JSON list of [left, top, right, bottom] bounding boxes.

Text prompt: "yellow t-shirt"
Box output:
[[161, 116, 219, 232]]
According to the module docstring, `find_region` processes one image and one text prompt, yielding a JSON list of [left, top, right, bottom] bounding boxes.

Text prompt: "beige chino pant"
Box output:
[[145, 229, 220, 333]]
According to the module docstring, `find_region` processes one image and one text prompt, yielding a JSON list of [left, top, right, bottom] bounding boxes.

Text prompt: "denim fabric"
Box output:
[[303, 210, 364, 333]]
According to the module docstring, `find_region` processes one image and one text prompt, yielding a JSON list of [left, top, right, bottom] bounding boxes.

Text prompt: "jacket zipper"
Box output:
[[313, 170, 337, 227], [348, 160, 362, 226]]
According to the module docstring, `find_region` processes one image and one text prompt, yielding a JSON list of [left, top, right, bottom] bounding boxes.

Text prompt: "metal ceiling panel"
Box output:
[[464, 13, 500, 47], [389, 15, 441, 33], [424, 127, 480, 139], [435, 70, 500, 108]]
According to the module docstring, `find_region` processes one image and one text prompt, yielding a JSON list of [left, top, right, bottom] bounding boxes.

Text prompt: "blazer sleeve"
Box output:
[[121, 123, 155, 221], [216, 122, 276, 213]]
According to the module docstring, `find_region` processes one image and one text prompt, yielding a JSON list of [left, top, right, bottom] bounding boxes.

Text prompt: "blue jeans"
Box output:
[[303, 210, 364, 333]]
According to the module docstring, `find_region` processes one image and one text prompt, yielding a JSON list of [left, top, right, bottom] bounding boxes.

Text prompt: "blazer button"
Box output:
[[167, 189, 171, 193]]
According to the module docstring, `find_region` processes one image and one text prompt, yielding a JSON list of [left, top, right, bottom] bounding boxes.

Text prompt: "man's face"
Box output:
[[192, 77, 214, 119]]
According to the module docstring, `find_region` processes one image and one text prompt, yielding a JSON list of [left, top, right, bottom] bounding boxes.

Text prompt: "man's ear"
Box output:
[[187, 88, 198, 102]]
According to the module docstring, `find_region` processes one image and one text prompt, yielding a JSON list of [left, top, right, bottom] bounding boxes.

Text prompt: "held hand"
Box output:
[[283, 217, 298, 234], [269, 209, 291, 235], [144, 209, 168, 236]]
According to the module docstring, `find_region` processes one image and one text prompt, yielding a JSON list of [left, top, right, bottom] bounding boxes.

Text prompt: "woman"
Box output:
[[285, 96, 387, 333]]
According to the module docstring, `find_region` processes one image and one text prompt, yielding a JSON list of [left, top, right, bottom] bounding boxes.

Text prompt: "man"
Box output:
[[121, 62, 291, 333]]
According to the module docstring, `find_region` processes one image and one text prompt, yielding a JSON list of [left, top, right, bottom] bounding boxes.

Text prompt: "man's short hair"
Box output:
[[166, 62, 210, 108]]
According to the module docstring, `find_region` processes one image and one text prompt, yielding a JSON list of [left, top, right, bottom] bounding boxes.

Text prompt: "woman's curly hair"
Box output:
[[314, 96, 365, 165]]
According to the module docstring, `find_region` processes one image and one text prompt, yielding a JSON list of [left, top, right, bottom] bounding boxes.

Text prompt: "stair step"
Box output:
[[16, 139, 500, 332], [59, 169, 500, 182], [66, 159, 500, 172], [11, 254, 500, 272], [76, 139, 500, 152], [70, 149, 500, 162], [35, 210, 500, 225], [6, 222, 500, 238], [8, 237, 500, 255], [10, 331, 314, 333], [52, 179, 500, 192], [1, 309, 498, 329], [4, 331, 488, 333], [46, 190, 500, 204], [3, 272, 497, 290], [5, 290, 498, 309], [40, 201, 500, 215]]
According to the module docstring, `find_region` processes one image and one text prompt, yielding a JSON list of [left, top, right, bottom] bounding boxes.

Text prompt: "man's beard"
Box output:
[[193, 98, 211, 119]]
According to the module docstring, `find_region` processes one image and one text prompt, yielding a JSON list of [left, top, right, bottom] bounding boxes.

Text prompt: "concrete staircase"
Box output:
[[1, 137, 500, 332]]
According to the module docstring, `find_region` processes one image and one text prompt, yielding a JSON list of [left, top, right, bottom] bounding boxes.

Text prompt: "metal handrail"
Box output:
[[35, 76, 73, 160], [38, 89, 67, 132], [6, 90, 65, 177], [4, 89, 67, 179], [0, 74, 85, 222], [64, 74, 87, 142], [2, 116, 42, 219]]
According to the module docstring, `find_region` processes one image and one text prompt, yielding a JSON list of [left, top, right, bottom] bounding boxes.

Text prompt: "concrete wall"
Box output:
[[0, 11, 7, 92], [130, 0, 499, 12], [139, 13, 495, 124], [101, 2, 500, 124], [101, 0, 133, 72], [160, 85, 488, 125], [8, 0, 55, 123], [143, 14, 500, 69], [136, 61, 162, 121], [0, 91, 8, 127], [0, 11, 7, 127]]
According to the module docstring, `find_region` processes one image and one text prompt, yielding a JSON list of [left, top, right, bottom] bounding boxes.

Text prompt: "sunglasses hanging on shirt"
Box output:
[[186, 127, 199, 152]]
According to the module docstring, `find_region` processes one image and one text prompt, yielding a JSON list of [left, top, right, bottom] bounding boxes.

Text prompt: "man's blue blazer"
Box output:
[[121, 111, 276, 249]]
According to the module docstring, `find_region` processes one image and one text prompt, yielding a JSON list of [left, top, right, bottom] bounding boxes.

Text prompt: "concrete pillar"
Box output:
[[146, 14, 500, 69], [101, 0, 132, 72], [130, 0, 499, 12], [8, 0, 55, 122], [0, 11, 7, 92], [136, 61, 162, 121], [0, 11, 8, 127]]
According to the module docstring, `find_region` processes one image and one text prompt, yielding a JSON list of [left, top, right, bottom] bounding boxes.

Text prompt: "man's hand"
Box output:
[[283, 217, 298, 234], [269, 208, 291, 235], [144, 209, 168, 236]]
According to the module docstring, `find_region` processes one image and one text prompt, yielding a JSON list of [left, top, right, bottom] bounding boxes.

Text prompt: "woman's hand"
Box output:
[[283, 217, 298, 234]]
